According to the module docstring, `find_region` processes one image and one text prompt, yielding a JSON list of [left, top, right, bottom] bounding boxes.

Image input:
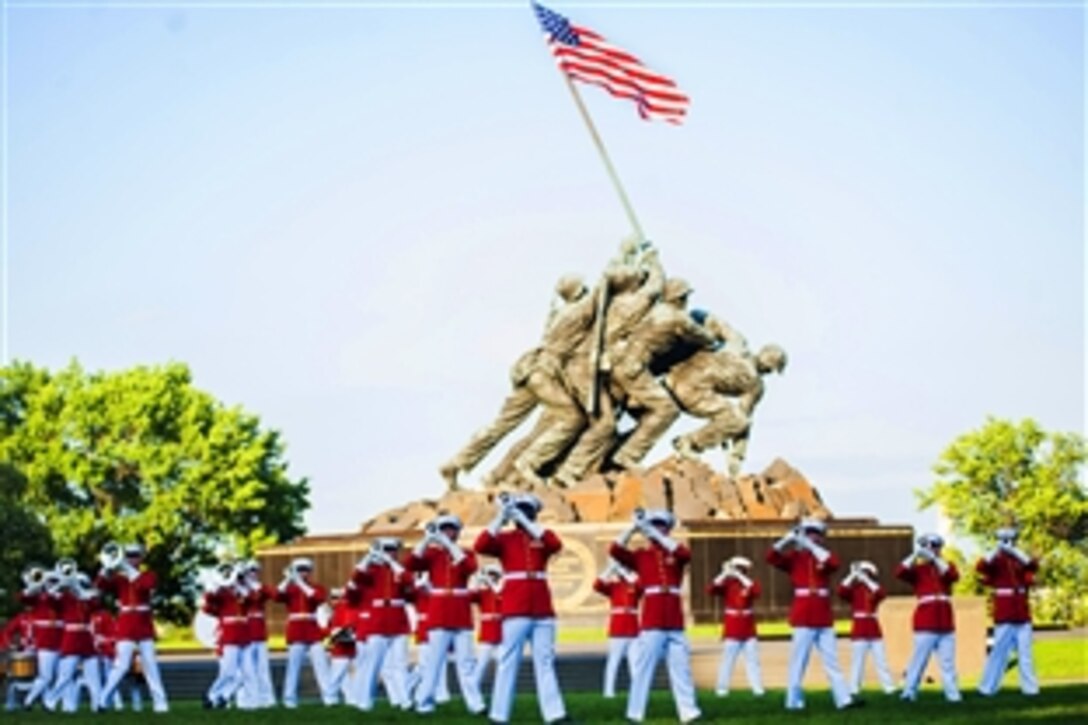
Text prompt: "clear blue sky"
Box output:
[[3, 1, 1084, 538]]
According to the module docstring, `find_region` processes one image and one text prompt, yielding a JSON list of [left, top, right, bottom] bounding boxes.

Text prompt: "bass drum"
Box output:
[[10, 652, 37, 679], [192, 611, 221, 650]]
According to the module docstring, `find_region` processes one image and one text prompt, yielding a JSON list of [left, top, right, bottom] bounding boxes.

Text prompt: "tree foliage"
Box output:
[[917, 417, 1088, 624], [0, 360, 310, 623], [0, 463, 55, 619]]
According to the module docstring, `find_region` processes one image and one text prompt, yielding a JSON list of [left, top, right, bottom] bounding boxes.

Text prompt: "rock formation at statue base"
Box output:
[[360, 457, 831, 533]]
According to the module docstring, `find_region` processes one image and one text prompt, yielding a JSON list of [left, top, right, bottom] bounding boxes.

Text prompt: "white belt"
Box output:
[[63, 624, 91, 632], [372, 599, 406, 607], [249, 614, 265, 620], [222, 616, 247, 624], [481, 614, 502, 621], [994, 588, 1027, 596], [852, 613, 878, 619], [33, 620, 63, 628], [644, 586, 681, 596], [431, 588, 469, 596], [504, 572, 546, 580], [795, 588, 829, 597], [120, 605, 151, 613], [918, 594, 951, 604], [288, 613, 316, 621], [610, 607, 638, 614], [724, 608, 753, 616]]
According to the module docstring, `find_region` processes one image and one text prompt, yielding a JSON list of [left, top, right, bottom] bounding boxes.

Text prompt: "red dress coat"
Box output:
[[275, 581, 328, 644], [766, 547, 839, 628], [895, 561, 959, 633], [837, 582, 885, 640], [707, 578, 760, 640], [90, 611, 117, 659], [609, 542, 690, 631], [976, 551, 1037, 624], [409, 545, 478, 630], [351, 562, 412, 637], [95, 570, 157, 641], [203, 587, 250, 647], [57, 592, 99, 657], [474, 528, 562, 619], [18, 592, 62, 651], [245, 584, 275, 643], [470, 587, 502, 645], [592, 578, 642, 638]]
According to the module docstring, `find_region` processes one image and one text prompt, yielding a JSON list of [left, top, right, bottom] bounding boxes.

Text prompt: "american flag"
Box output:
[[532, 2, 689, 125]]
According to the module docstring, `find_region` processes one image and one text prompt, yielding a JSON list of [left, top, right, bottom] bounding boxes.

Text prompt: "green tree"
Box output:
[[0, 360, 310, 623], [0, 463, 55, 619], [917, 417, 1087, 624]]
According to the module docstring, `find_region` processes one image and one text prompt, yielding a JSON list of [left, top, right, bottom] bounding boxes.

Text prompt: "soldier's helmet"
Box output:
[[555, 274, 587, 302], [662, 278, 693, 303], [756, 344, 788, 374]]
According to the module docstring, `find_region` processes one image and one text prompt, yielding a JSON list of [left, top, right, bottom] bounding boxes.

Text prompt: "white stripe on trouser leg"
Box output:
[[488, 617, 565, 723], [604, 637, 635, 698], [23, 649, 59, 706]]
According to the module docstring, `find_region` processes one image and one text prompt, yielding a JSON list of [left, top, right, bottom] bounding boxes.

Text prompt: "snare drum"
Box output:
[[10, 653, 36, 680]]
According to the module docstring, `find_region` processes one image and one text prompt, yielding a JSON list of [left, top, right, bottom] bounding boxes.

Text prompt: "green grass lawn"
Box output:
[[7, 685, 1087, 723]]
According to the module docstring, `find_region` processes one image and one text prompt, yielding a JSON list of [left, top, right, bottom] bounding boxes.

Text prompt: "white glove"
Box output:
[[640, 524, 679, 554], [731, 569, 753, 589], [841, 570, 858, 587], [486, 509, 507, 537], [510, 507, 544, 540], [412, 536, 431, 558], [858, 573, 879, 593], [931, 555, 950, 576], [616, 525, 638, 547], [796, 535, 830, 564], [713, 565, 732, 586], [277, 577, 292, 594], [773, 530, 798, 552], [297, 580, 315, 598], [900, 551, 919, 569]]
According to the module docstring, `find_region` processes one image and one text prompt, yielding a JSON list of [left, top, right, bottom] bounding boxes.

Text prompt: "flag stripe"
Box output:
[[533, 2, 690, 125]]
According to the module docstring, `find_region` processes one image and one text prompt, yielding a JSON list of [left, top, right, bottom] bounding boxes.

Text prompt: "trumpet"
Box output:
[[99, 541, 123, 572], [21, 566, 45, 588]]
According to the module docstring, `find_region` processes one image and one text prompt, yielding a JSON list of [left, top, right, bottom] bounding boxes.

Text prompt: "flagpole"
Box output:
[[562, 75, 646, 243]]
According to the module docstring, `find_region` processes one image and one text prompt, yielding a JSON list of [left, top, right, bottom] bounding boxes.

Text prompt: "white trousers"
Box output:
[[627, 629, 700, 723], [470, 642, 496, 696], [356, 634, 409, 710], [850, 639, 895, 694], [283, 642, 333, 707], [23, 649, 59, 706], [45, 656, 101, 712], [415, 628, 483, 713], [979, 623, 1038, 696], [99, 656, 140, 710], [208, 644, 253, 707], [604, 637, 638, 698], [247, 641, 275, 707], [717, 638, 764, 695], [490, 617, 565, 723], [4, 678, 32, 711], [902, 631, 960, 701], [786, 627, 851, 709], [328, 656, 355, 705], [100, 639, 168, 712]]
